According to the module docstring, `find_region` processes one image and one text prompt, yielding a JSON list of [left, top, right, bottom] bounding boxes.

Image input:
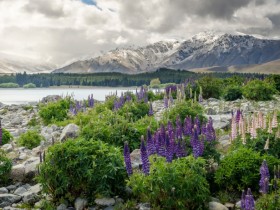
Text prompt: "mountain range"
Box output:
[[1, 32, 280, 74]]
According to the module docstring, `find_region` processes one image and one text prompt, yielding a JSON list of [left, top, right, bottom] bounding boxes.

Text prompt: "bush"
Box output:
[[255, 193, 280, 210], [0, 149, 12, 184], [242, 79, 277, 101], [0, 83, 19, 88], [127, 156, 210, 210], [197, 76, 223, 99], [118, 101, 149, 121], [149, 78, 161, 88], [1, 128, 12, 145], [223, 85, 243, 101], [17, 130, 44, 149], [37, 139, 127, 203], [215, 148, 280, 192], [162, 100, 205, 124], [39, 98, 72, 125], [23, 83, 36, 88]]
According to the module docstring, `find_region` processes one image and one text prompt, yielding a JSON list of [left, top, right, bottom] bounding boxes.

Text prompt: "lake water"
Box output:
[[0, 87, 137, 105]]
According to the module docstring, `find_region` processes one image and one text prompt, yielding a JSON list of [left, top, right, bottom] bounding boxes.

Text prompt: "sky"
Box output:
[[0, 0, 280, 66]]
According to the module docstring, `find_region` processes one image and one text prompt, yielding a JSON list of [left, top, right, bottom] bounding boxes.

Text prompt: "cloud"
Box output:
[[0, 0, 279, 65]]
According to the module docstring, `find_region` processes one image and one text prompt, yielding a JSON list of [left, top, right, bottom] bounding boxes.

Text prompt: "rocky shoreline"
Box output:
[[1, 95, 280, 209]]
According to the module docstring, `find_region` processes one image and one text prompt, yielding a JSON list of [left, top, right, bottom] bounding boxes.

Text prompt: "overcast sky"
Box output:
[[0, 0, 279, 65]]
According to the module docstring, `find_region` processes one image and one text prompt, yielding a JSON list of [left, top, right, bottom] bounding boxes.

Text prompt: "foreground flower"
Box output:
[[244, 188, 255, 210], [259, 160, 270, 194], [124, 142, 133, 176], [140, 136, 150, 175]]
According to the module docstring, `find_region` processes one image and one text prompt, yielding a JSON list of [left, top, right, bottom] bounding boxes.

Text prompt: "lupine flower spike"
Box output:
[[140, 136, 150, 175], [124, 142, 133, 176], [259, 160, 270, 194]]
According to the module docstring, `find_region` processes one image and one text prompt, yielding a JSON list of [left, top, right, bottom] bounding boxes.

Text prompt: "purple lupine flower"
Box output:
[[195, 115, 201, 134], [241, 190, 246, 210], [183, 116, 192, 136], [191, 126, 204, 158], [175, 139, 187, 158], [176, 116, 183, 139], [154, 131, 160, 153], [245, 188, 255, 210], [140, 136, 150, 175], [165, 132, 173, 163], [259, 160, 270, 194], [148, 102, 153, 116], [158, 131, 166, 157], [206, 117, 216, 141], [146, 127, 156, 156], [169, 91, 174, 105], [236, 109, 241, 123], [164, 96, 169, 108], [167, 121, 174, 140], [124, 142, 133, 176]]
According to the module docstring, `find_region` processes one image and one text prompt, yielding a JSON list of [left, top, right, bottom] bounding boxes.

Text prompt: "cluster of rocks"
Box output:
[[0, 183, 41, 209]]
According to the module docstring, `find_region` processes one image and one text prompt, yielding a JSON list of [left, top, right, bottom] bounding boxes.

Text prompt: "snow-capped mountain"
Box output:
[[53, 32, 280, 74], [0, 54, 55, 74]]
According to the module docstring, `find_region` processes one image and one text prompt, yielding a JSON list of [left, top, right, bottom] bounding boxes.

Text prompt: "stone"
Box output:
[[130, 149, 141, 169], [207, 108, 217, 115], [10, 164, 25, 182], [57, 203, 68, 210], [59, 124, 79, 142], [235, 200, 241, 209], [225, 202, 234, 209], [95, 197, 115, 206], [1, 144, 13, 153], [0, 188, 8, 194], [18, 153, 27, 160], [24, 157, 40, 181], [0, 194, 21, 208], [5, 185, 16, 192], [21, 184, 41, 204], [13, 187, 27, 196], [137, 203, 150, 210], [104, 206, 114, 210], [41, 95, 62, 103], [210, 197, 220, 203], [74, 198, 88, 210], [209, 201, 228, 210]]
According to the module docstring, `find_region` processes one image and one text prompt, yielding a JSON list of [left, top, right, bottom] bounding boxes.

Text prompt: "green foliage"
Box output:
[[128, 156, 210, 210], [223, 85, 243, 101], [1, 128, 12, 145], [215, 148, 280, 192], [197, 76, 223, 99], [17, 130, 44, 149], [162, 100, 205, 124], [146, 90, 164, 101], [255, 193, 280, 210], [0, 149, 12, 184], [242, 79, 277, 101], [23, 83, 36, 88], [37, 139, 127, 203], [149, 78, 161, 88], [39, 98, 72, 125], [118, 101, 149, 121], [230, 129, 280, 158], [27, 117, 39, 127], [0, 83, 19, 88]]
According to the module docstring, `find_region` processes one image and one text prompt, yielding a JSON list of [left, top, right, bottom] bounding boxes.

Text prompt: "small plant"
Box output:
[[27, 117, 39, 127], [0, 149, 12, 184], [255, 192, 280, 210], [37, 139, 127, 203], [215, 148, 279, 193], [23, 83, 36, 88], [17, 130, 44, 149], [1, 128, 12, 145], [127, 156, 210, 210]]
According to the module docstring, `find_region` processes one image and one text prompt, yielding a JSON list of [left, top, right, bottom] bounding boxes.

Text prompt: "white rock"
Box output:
[[1, 144, 13, 153], [95, 197, 115, 206], [13, 187, 27, 196], [75, 197, 88, 210], [21, 184, 41, 204], [209, 201, 228, 210], [10, 164, 25, 182], [0, 188, 8, 194], [59, 124, 79, 142], [0, 194, 21, 208]]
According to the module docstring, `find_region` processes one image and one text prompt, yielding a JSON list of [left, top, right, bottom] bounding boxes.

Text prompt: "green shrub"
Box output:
[[0, 149, 12, 184], [1, 128, 12, 145], [223, 85, 243, 101], [128, 156, 210, 210], [162, 100, 205, 124], [215, 148, 279, 192], [17, 130, 44, 149], [118, 101, 149, 121], [39, 98, 71, 125], [27, 117, 39, 127], [255, 193, 280, 210], [37, 139, 127, 203], [23, 83, 36, 88], [197, 76, 223, 99], [242, 79, 277, 101], [0, 83, 19, 88], [147, 90, 164, 101]]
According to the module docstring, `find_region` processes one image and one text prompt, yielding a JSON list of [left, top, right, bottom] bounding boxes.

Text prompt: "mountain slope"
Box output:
[[53, 32, 280, 74], [0, 54, 55, 74]]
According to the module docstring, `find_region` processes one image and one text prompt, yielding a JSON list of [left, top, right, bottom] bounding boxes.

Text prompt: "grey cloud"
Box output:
[[23, 0, 65, 18], [267, 13, 280, 28]]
